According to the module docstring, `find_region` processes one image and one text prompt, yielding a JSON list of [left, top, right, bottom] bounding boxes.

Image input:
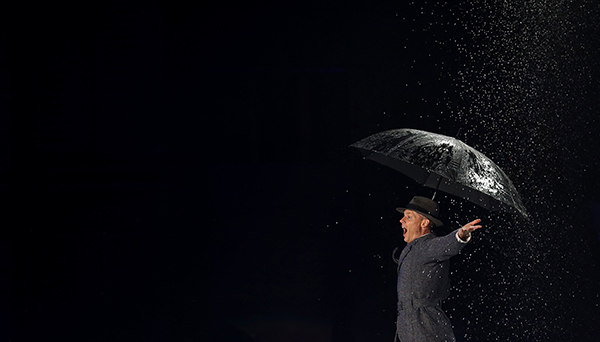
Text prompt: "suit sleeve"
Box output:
[[422, 229, 469, 263]]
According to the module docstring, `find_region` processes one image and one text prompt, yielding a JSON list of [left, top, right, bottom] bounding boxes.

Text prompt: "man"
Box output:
[[393, 196, 481, 342]]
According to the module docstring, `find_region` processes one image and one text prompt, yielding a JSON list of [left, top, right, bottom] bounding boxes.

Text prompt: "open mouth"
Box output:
[[402, 227, 407, 237]]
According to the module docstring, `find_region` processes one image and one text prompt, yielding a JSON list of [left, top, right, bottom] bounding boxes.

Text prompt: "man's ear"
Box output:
[[421, 218, 431, 229]]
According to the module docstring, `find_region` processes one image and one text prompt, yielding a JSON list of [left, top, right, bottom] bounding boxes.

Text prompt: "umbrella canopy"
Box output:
[[350, 128, 528, 218]]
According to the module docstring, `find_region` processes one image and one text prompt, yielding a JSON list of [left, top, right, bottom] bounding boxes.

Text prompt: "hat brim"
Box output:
[[396, 207, 444, 227]]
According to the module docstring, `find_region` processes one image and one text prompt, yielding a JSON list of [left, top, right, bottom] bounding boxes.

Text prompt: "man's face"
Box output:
[[400, 209, 429, 243]]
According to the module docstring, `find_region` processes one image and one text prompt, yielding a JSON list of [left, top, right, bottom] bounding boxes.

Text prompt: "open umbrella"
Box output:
[[350, 128, 528, 218]]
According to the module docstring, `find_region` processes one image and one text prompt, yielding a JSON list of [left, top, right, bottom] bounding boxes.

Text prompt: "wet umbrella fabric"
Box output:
[[350, 128, 528, 218]]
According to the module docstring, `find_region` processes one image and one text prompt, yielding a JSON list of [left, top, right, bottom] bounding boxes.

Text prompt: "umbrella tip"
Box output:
[[455, 128, 463, 138]]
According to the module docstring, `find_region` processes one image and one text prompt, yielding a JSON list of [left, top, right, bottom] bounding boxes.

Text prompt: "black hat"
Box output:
[[396, 196, 444, 227]]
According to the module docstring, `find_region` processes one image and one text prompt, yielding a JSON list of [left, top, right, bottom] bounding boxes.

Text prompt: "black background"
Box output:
[[1, 1, 600, 341]]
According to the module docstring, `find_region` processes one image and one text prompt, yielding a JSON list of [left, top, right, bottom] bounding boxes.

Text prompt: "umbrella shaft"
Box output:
[[430, 174, 443, 200]]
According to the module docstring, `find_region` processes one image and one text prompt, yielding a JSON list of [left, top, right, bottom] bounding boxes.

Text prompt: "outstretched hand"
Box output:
[[458, 219, 482, 241]]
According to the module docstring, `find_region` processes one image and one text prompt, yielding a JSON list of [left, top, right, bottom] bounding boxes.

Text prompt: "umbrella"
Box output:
[[350, 128, 528, 218]]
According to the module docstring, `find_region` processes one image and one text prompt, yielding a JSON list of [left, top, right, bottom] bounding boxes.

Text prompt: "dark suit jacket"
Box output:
[[395, 229, 468, 342]]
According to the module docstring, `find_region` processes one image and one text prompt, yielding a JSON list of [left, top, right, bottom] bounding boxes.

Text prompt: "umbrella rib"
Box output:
[[384, 129, 422, 156]]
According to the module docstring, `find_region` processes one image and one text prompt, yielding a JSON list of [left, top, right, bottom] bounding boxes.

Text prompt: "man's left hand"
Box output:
[[458, 219, 482, 241]]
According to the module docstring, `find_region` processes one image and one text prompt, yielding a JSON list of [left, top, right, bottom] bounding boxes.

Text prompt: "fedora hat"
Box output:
[[396, 196, 444, 227]]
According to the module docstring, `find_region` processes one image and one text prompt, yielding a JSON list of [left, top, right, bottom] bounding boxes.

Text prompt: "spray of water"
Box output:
[[394, 0, 600, 340]]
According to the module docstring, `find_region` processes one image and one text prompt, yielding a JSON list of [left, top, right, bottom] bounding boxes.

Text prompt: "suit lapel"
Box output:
[[397, 244, 413, 271], [397, 233, 436, 271]]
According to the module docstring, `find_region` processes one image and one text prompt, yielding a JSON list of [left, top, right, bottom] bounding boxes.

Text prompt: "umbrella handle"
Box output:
[[392, 247, 400, 264]]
